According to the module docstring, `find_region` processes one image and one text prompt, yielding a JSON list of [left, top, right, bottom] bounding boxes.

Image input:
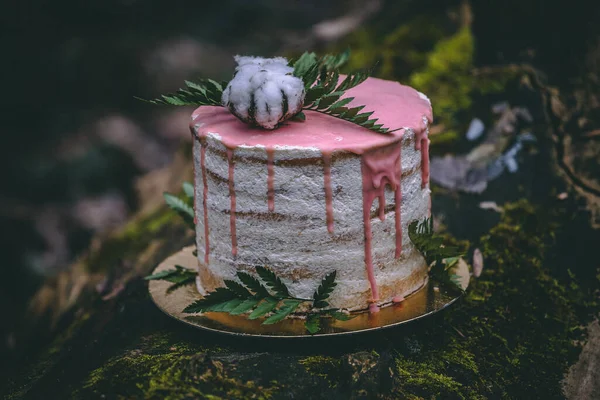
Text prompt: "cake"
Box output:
[[190, 76, 432, 313]]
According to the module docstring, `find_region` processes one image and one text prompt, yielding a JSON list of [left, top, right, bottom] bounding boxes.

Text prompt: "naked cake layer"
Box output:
[[191, 77, 432, 312]]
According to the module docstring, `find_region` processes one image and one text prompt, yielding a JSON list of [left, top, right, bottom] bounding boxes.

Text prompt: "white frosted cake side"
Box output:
[[191, 77, 432, 312]]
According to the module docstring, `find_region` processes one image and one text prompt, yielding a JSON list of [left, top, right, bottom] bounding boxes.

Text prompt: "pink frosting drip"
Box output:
[[227, 149, 238, 257], [361, 142, 403, 307], [392, 295, 405, 303], [190, 77, 432, 312]]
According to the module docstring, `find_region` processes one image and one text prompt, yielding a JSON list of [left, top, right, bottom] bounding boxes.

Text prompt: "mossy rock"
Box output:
[[3, 181, 598, 399]]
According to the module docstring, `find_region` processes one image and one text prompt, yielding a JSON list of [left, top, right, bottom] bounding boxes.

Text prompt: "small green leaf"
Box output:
[[138, 78, 225, 107], [340, 106, 364, 119], [256, 266, 290, 298], [144, 268, 179, 281], [304, 86, 327, 105], [183, 287, 238, 313], [361, 119, 377, 129], [305, 314, 321, 334], [328, 97, 354, 110], [164, 192, 195, 229], [206, 78, 223, 93], [328, 107, 348, 115], [335, 71, 369, 92], [320, 49, 350, 71], [166, 276, 196, 293], [229, 298, 261, 315], [409, 217, 464, 284], [237, 272, 270, 298], [213, 298, 244, 312], [293, 52, 319, 79], [262, 299, 303, 325], [248, 297, 279, 319], [327, 310, 354, 321], [320, 70, 340, 94], [291, 111, 306, 122], [313, 271, 337, 308], [353, 111, 375, 124], [182, 182, 194, 200], [224, 280, 252, 298], [315, 92, 343, 110]]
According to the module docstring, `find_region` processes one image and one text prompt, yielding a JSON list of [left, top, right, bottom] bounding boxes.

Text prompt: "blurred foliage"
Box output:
[[409, 26, 473, 131], [329, 11, 518, 148]]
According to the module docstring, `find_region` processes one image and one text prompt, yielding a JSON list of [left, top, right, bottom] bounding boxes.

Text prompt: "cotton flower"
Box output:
[[222, 56, 305, 129]]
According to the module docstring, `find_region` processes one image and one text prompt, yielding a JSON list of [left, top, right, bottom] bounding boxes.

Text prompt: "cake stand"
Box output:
[[148, 246, 469, 338]]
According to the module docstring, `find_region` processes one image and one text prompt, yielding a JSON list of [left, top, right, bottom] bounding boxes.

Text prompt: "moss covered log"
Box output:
[[3, 189, 598, 399]]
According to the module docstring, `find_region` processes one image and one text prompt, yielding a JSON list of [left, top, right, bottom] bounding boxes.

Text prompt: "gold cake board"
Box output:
[[148, 246, 470, 337]]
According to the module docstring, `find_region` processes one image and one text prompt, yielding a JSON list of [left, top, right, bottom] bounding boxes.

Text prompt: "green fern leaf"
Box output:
[[340, 106, 364, 119], [163, 192, 195, 229], [324, 309, 354, 321], [224, 280, 252, 298], [305, 314, 321, 334], [236, 271, 270, 298], [262, 299, 302, 325], [229, 298, 261, 315], [304, 86, 327, 105], [166, 276, 196, 293], [138, 79, 224, 107], [320, 49, 350, 72], [293, 52, 319, 79], [328, 97, 354, 110], [144, 268, 179, 281], [313, 271, 337, 309], [291, 111, 306, 121], [182, 182, 194, 200], [255, 266, 290, 298], [248, 297, 279, 319], [183, 287, 238, 313]]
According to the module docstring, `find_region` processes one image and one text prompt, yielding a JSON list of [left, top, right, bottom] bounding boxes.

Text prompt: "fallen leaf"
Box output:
[[473, 248, 483, 277], [479, 201, 503, 212]]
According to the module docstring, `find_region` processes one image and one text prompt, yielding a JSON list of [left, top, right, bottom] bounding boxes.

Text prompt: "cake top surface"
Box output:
[[191, 77, 432, 154]]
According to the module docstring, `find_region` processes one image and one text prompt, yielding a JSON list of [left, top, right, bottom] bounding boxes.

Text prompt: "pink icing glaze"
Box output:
[[323, 152, 334, 233], [190, 77, 432, 312], [226, 149, 238, 257], [191, 78, 431, 153]]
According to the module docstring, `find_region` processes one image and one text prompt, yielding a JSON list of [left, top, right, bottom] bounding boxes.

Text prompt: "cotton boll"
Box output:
[[222, 56, 306, 129]]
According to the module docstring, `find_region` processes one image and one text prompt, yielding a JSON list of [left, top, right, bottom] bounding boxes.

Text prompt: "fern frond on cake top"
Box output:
[[137, 79, 224, 107], [139, 50, 397, 135]]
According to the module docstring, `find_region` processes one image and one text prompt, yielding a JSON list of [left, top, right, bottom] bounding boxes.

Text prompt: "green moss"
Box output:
[[329, 16, 520, 149], [298, 356, 342, 387], [86, 205, 191, 273], [409, 26, 474, 129], [387, 199, 598, 399], [332, 16, 447, 80], [77, 333, 277, 400]]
